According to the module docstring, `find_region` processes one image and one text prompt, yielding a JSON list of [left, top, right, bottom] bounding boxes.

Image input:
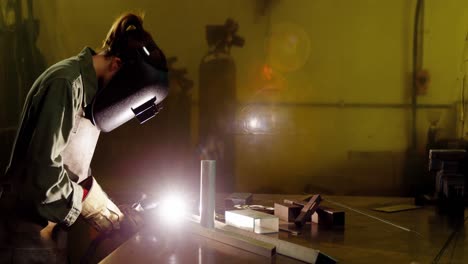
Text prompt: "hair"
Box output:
[[102, 12, 166, 69]]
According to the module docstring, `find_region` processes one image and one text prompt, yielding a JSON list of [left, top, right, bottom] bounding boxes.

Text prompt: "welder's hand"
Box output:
[[80, 177, 124, 233], [118, 204, 145, 234]]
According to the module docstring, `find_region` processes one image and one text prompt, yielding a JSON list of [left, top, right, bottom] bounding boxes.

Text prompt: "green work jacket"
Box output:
[[3, 47, 98, 226]]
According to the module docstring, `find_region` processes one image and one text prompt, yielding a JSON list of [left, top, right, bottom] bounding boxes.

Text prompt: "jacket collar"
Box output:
[[77, 47, 98, 108]]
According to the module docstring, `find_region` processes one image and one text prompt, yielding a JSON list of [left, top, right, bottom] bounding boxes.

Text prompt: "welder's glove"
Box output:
[[80, 177, 124, 233]]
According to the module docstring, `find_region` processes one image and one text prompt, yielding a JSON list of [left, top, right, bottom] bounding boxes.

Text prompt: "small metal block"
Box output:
[[274, 203, 302, 222], [311, 207, 345, 227], [225, 193, 253, 208], [225, 209, 279, 234]]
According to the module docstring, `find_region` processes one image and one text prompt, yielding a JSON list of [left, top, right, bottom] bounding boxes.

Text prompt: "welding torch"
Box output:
[[131, 194, 159, 213]]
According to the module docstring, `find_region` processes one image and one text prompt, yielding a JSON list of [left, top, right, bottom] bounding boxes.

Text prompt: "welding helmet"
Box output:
[[88, 44, 169, 132]]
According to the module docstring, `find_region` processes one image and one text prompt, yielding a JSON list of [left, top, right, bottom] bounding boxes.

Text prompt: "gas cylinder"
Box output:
[[199, 51, 237, 192]]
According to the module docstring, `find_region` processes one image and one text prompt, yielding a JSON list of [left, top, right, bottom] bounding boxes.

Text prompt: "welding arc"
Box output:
[[324, 198, 421, 236]]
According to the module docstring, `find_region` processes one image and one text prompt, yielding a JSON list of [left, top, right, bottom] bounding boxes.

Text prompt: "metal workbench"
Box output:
[[99, 194, 468, 264]]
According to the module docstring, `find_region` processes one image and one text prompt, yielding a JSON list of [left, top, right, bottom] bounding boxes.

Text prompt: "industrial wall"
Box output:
[[1, 0, 468, 196]]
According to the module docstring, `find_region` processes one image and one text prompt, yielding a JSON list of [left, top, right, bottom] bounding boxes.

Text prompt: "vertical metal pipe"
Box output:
[[200, 160, 216, 228], [411, 0, 424, 150]]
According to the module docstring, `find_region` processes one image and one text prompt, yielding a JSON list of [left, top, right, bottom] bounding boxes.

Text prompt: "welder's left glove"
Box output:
[[80, 177, 124, 233]]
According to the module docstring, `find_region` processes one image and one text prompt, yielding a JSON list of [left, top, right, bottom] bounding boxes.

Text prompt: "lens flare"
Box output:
[[265, 22, 311, 72]]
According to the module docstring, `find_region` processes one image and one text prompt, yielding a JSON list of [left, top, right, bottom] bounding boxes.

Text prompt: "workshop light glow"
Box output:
[[248, 117, 260, 129]]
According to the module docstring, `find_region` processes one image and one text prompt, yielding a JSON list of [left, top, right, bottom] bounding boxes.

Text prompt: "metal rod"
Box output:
[[215, 217, 335, 263], [188, 219, 276, 257], [324, 198, 422, 236], [200, 160, 216, 229]]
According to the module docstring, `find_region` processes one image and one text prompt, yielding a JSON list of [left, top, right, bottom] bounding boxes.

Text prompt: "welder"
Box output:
[[0, 12, 168, 263]]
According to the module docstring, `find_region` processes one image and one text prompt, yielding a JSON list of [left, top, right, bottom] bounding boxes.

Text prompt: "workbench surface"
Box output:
[[100, 194, 468, 264]]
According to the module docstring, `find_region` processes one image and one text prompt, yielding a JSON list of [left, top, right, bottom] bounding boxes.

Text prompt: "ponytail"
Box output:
[[102, 12, 165, 68]]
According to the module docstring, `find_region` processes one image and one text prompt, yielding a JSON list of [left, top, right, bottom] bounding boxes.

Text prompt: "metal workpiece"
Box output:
[[274, 202, 302, 222], [225, 209, 279, 234], [294, 194, 322, 227], [311, 207, 345, 227], [200, 160, 216, 229], [225, 192, 253, 208]]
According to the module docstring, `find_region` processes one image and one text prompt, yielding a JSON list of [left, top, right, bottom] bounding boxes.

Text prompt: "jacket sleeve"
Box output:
[[25, 78, 83, 226]]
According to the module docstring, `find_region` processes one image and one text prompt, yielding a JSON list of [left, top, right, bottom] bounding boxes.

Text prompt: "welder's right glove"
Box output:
[[80, 177, 124, 233]]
